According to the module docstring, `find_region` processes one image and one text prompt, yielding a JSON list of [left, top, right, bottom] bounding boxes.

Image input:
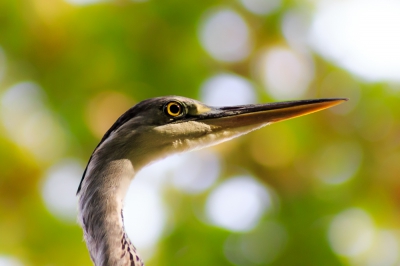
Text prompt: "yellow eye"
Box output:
[[165, 101, 183, 117]]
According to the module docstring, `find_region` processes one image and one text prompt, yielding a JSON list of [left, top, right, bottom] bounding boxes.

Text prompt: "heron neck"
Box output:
[[78, 158, 144, 266]]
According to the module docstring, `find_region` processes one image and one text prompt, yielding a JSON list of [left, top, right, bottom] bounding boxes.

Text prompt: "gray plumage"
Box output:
[[77, 96, 346, 266]]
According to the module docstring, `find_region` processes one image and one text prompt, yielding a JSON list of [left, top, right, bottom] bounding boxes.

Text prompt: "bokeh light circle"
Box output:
[[0, 82, 67, 161], [257, 47, 314, 100], [0, 256, 23, 266], [200, 73, 256, 106], [172, 151, 220, 194], [41, 159, 84, 222], [206, 176, 272, 231], [309, 0, 400, 82], [124, 175, 167, 259], [328, 208, 374, 256], [239, 0, 281, 15], [199, 9, 252, 62]]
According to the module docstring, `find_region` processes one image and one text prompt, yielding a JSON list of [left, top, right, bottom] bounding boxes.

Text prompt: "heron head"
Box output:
[[103, 96, 346, 169]]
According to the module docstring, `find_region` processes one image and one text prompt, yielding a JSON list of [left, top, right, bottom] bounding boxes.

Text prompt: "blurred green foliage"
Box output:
[[1, 0, 400, 266]]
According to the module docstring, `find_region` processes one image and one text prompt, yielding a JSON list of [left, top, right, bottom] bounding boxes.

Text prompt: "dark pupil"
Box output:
[[170, 104, 180, 114]]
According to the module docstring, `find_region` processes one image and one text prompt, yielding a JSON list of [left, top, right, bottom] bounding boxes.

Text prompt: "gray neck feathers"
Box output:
[[78, 135, 144, 266]]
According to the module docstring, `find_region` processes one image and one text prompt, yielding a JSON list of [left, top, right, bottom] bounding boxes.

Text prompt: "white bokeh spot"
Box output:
[[239, 0, 281, 15], [258, 47, 314, 100], [172, 151, 220, 194], [361, 230, 399, 266], [41, 159, 84, 222], [199, 9, 252, 62], [282, 11, 309, 52], [206, 176, 272, 232], [0, 256, 23, 266], [0, 82, 67, 162], [309, 0, 400, 82], [328, 208, 375, 256], [200, 73, 256, 106], [124, 173, 167, 259]]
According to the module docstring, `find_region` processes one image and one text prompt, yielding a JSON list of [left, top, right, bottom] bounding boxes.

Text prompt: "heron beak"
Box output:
[[198, 98, 348, 128]]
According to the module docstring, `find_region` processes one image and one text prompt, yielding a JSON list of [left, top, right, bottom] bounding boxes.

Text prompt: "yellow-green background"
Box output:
[[1, 0, 400, 265]]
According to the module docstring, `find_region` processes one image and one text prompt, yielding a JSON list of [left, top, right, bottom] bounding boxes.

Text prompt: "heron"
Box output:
[[77, 96, 346, 266]]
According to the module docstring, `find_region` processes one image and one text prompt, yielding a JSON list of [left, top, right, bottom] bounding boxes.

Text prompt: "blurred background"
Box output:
[[1, 0, 400, 265]]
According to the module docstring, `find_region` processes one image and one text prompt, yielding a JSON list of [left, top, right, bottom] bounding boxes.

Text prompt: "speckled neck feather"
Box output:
[[77, 153, 144, 266]]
